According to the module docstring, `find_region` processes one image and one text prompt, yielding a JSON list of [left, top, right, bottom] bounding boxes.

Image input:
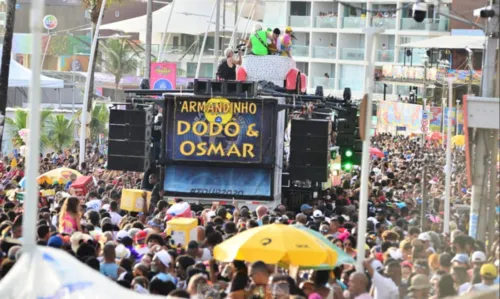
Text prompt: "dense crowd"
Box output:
[[0, 134, 498, 298]]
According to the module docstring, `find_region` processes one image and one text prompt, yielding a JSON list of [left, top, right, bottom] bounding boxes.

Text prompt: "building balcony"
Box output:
[[374, 81, 393, 94], [293, 45, 309, 57], [339, 78, 363, 92], [312, 77, 335, 89], [342, 17, 366, 29], [315, 16, 338, 28], [398, 49, 426, 65], [372, 17, 396, 30], [312, 46, 336, 59], [340, 48, 364, 61], [400, 18, 449, 31], [376, 50, 394, 62], [290, 15, 311, 28]]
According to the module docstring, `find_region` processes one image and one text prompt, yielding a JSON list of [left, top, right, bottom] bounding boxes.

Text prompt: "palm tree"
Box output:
[[74, 104, 109, 143], [81, 0, 128, 112], [0, 0, 18, 150], [100, 39, 140, 101], [5, 109, 53, 149], [46, 114, 75, 151]]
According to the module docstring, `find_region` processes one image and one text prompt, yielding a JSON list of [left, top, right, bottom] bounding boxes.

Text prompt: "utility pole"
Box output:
[[420, 155, 428, 228], [443, 77, 454, 234], [467, 50, 474, 94], [469, 0, 499, 241], [356, 27, 382, 272], [145, 0, 153, 80], [214, 0, 220, 79]]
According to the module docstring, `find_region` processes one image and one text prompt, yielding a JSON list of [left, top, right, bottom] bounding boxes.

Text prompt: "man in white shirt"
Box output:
[[86, 191, 102, 212], [363, 259, 400, 299], [109, 200, 123, 226]]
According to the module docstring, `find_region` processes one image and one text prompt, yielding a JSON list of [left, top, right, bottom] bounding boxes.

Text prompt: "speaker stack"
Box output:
[[107, 108, 153, 172], [289, 119, 331, 182]]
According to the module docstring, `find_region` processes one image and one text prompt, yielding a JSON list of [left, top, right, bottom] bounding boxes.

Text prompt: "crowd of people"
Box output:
[[0, 133, 498, 298]]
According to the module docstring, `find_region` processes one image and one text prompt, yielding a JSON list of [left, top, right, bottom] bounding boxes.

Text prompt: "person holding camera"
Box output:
[[216, 47, 242, 81]]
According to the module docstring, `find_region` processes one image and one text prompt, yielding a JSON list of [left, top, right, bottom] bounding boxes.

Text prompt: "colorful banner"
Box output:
[[377, 102, 423, 133], [166, 97, 276, 164], [59, 55, 89, 72], [380, 64, 482, 84], [429, 107, 442, 132], [164, 165, 271, 197], [428, 107, 464, 134], [150, 62, 176, 90]]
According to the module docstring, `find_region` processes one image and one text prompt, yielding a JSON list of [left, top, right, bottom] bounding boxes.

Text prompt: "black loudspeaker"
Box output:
[[343, 87, 351, 102], [108, 108, 153, 172], [289, 119, 331, 182], [109, 109, 153, 126], [109, 125, 152, 141], [107, 155, 151, 173], [140, 78, 150, 90], [290, 119, 331, 138], [315, 86, 324, 97], [288, 165, 329, 182]]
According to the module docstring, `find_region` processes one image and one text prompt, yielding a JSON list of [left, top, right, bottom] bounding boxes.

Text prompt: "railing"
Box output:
[[374, 82, 393, 94], [312, 77, 335, 89], [315, 16, 338, 28], [400, 18, 449, 31], [342, 17, 366, 29], [339, 78, 363, 92], [372, 17, 396, 29], [293, 45, 309, 57], [312, 46, 336, 59], [376, 50, 394, 62], [398, 49, 426, 65], [290, 15, 311, 27], [340, 48, 364, 61]]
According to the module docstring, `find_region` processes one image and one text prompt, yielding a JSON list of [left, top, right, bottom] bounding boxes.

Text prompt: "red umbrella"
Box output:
[[369, 147, 385, 158]]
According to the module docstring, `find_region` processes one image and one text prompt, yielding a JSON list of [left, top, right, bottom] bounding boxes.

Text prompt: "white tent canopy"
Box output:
[[0, 246, 162, 298], [399, 35, 489, 50], [0, 58, 64, 88], [100, 0, 260, 36]]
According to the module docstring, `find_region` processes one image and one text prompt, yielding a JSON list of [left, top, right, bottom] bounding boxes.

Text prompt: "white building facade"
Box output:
[[261, 0, 452, 100]]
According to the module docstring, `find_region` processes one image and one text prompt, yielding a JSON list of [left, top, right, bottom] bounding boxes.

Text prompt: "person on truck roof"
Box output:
[[247, 24, 268, 56], [216, 48, 242, 81], [267, 28, 282, 55], [280, 26, 295, 58]]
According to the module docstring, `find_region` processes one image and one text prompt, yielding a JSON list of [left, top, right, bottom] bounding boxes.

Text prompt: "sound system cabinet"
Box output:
[[289, 119, 331, 182], [107, 108, 153, 172]]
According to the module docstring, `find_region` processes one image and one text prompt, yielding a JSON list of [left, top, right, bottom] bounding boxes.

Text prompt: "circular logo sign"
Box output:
[[421, 119, 429, 126], [153, 79, 173, 90], [203, 97, 233, 125], [43, 15, 58, 30], [422, 126, 429, 133]]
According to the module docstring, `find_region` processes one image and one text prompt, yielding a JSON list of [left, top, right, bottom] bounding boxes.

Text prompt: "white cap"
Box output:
[[418, 232, 431, 242], [207, 211, 216, 218], [154, 250, 172, 268], [116, 230, 129, 241], [313, 210, 324, 218], [115, 244, 131, 259], [471, 251, 487, 263]]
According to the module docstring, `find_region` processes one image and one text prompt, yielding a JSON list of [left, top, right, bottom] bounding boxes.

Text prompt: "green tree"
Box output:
[[75, 104, 109, 143], [46, 114, 75, 151], [81, 0, 129, 111], [101, 39, 140, 101], [5, 109, 53, 149]]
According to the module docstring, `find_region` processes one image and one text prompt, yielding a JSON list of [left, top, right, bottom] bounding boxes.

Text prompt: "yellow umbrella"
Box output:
[[37, 167, 82, 185], [213, 224, 336, 266], [452, 135, 465, 146]]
